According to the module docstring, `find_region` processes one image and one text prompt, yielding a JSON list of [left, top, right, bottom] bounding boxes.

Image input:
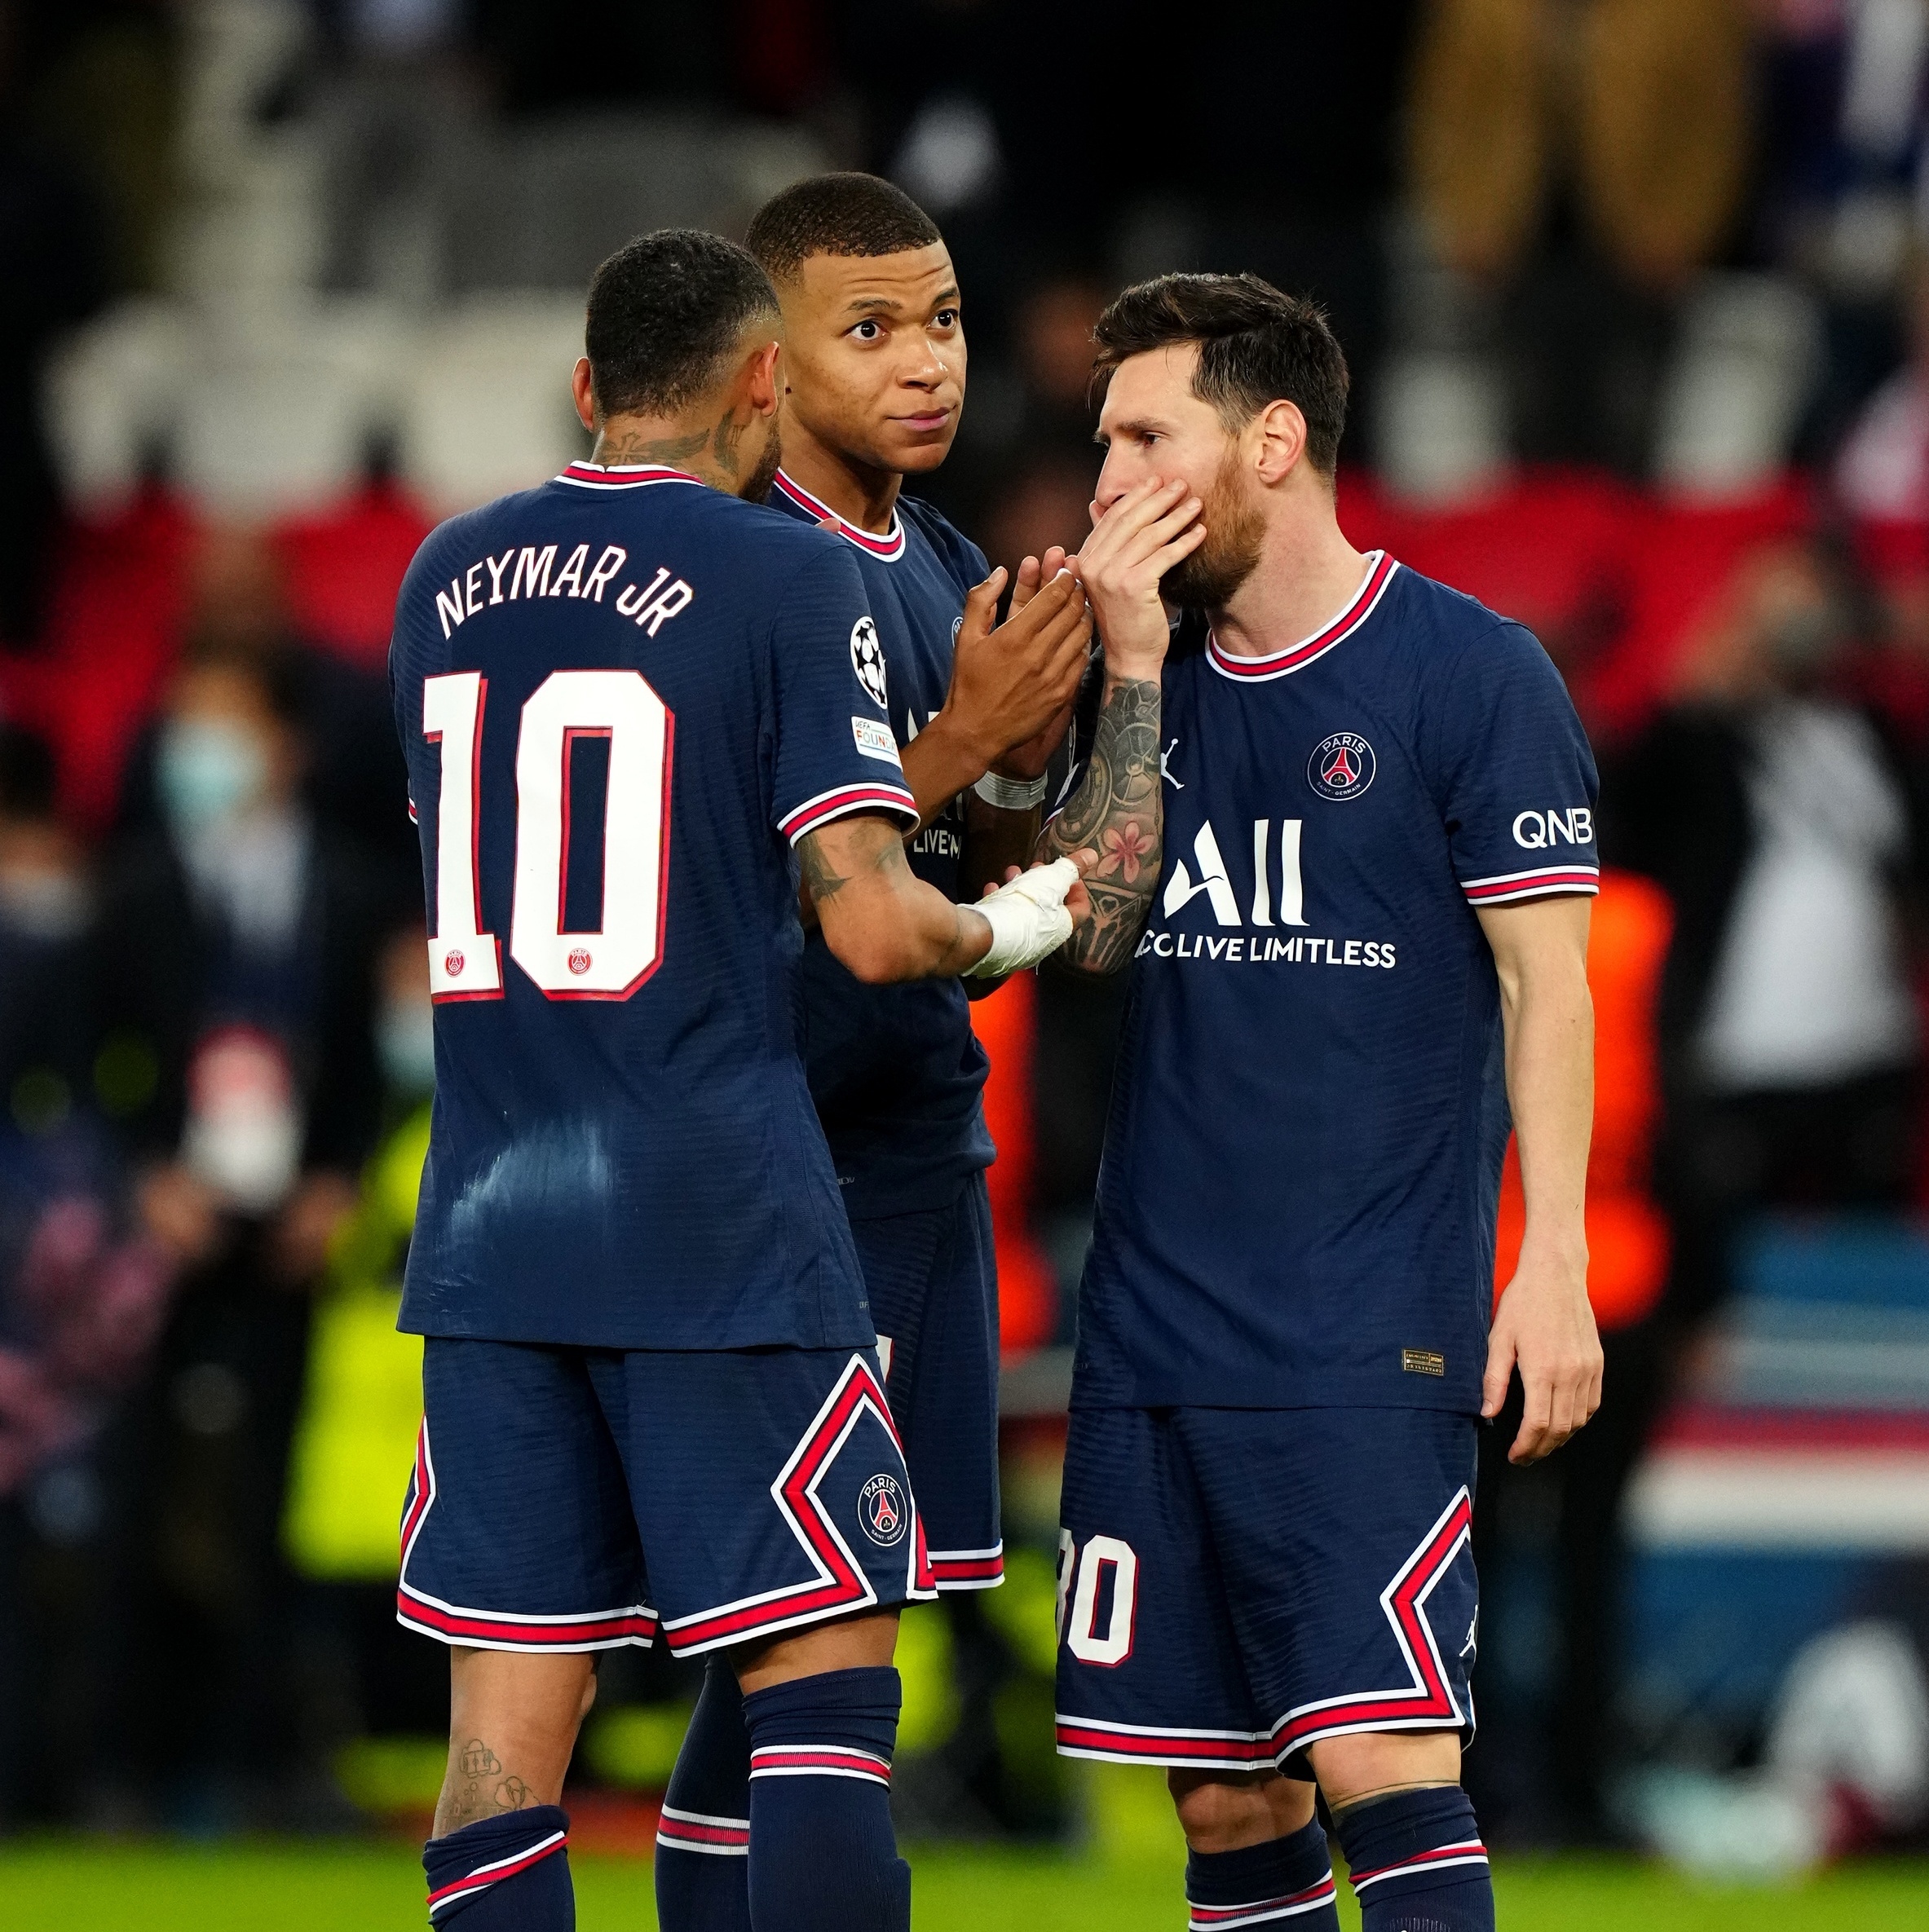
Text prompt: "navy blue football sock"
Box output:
[[743, 1665, 910, 1932], [1335, 1786, 1493, 1931], [422, 1805, 572, 1927], [655, 1655, 753, 1932], [1184, 1816, 1340, 1929]]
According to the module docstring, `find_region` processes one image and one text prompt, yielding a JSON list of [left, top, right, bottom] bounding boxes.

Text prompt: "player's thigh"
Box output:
[[1308, 1726, 1461, 1810], [400, 1337, 656, 1652], [595, 1343, 925, 1660], [1055, 1405, 1271, 1773], [854, 1177, 1002, 1588], [1177, 1405, 1481, 1776]]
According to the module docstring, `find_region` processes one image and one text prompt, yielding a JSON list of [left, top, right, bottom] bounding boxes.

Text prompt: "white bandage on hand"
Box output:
[[960, 857, 1081, 978]]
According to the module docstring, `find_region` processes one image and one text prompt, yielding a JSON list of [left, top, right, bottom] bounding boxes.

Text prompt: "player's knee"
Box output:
[[1310, 1729, 1461, 1812], [1168, 1769, 1312, 1850]]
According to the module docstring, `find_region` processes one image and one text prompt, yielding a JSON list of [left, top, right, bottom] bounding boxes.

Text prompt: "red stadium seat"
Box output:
[[276, 483, 435, 670]]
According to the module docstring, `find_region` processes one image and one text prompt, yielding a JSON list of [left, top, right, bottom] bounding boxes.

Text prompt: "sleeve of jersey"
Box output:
[[1437, 621, 1601, 906], [770, 547, 921, 847]]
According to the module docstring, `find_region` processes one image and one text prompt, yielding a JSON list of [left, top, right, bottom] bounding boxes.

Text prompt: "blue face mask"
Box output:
[[377, 998, 437, 1095], [156, 719, 267, 836]]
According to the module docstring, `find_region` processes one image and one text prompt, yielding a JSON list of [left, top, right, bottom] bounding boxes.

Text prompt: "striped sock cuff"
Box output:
[[424, 1810, 570, 1919], [655, 1802, 750, 1857], [748, 1744, 893, 1787], [1347, 1838, 1489, 1895], [1187, 1872, 1339, 1926]]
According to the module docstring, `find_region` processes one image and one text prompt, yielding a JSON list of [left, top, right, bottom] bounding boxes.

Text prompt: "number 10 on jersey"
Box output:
[[422, 668, 674, 1003]]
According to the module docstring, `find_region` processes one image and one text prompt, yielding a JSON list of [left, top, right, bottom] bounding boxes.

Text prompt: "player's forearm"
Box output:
[[804, 819, 991, 982], [961, 792, 1042, 902], [1495, 936, 1593, 1268], [1039, 669, 1163, 974], [898, 711, 992, 831]]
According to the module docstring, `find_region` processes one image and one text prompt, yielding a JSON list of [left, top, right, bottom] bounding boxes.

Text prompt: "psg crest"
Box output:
[[858, 1471, 910, 1546], [850, 616, 889, 708], [1308, 730, 1375, 801]]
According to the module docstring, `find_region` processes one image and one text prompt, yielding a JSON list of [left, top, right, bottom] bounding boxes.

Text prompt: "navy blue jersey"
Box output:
[[768, 471, 995, 1218], [1074, 556, 1599, 1414], [390, 461, 919, 1350]]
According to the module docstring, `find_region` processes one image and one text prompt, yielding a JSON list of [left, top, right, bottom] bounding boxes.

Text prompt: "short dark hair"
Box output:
[[1092, 273, 1349, 474], [585, 228, 779, 419], [744, 173, 942, 282]]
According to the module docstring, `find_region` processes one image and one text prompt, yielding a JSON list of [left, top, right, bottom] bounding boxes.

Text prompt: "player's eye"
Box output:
[[850, 320, 882, 341], [933, 309, 959, 329]]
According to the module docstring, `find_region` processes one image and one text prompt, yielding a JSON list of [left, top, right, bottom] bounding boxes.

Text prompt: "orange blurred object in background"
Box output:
[[971, 971, 1060, 1354], [1493, 867, 1673, 1330]]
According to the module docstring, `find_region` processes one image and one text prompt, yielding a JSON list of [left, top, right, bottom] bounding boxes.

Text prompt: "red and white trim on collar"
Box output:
[[556, 461, 704, 491], [1207, 551, 1397, 683], [772, 470, 907, 562]]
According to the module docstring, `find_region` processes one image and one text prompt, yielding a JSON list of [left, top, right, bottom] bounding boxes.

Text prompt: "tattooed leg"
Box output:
[[1040, 673, 1163, 973], [434, 1647, 598, 1837]]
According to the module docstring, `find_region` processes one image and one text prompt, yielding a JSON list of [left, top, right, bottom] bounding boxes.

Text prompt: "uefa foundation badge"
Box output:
[[859, 1472, 910, 1546], [1309, 731, 1375, 801]]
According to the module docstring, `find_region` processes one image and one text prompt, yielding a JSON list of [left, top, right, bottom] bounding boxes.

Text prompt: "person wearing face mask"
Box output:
[[1605, 540, 1929, 1339], [84, 638, 386, 1820]]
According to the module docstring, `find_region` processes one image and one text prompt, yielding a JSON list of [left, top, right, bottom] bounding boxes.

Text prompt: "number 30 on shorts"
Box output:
[[422, 669, 673, 1003], [1057, 1530, 1139, 1667]]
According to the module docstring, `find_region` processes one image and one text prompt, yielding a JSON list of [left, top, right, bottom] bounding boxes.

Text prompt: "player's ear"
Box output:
[[571, 356, 598, 434], [1252, 398, 1307, 487], [745, 338, 783, 419]]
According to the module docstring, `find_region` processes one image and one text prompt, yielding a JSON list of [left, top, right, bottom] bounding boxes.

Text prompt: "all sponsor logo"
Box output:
[[859, 1471, 909, 1546], [850, 616, 889, 708], [1308, 731, 1375, 801]]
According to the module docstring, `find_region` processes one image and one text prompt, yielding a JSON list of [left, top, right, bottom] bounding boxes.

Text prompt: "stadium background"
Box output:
[[2, 1, 1929, 1925]]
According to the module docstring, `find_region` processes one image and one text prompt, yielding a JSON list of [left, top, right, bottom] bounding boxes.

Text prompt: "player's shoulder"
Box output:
[[897, 492, 988, 589], [1383, 560, 1551, 677]]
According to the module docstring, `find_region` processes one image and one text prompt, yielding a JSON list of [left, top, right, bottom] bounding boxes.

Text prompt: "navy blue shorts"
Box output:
[[853, 1171, 1002, 1591], [398, 1341, 934, 1656], [1055, 1405, 1479, 1774]]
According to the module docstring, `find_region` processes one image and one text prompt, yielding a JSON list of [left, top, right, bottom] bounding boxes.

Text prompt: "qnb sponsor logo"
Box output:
[[1512, 806, 1594, 849]]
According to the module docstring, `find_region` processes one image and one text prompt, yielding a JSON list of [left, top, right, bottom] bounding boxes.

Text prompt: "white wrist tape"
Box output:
[[971, 769, 1049, 812], [961, 857, 1080, 977]]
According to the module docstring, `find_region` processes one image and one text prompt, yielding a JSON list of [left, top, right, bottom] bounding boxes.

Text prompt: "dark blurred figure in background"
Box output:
[[117, 523, 417, 903], [86, 639, 386, 1825], [0, 722, 174, 1825], [1609, 540, 1929, 1334], [278, 919, 446, 1784], [0, 2, 112, 645]]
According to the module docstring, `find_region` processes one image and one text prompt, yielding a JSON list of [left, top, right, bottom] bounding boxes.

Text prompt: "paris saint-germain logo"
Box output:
[[850, 616, 889, 708], [1308, 730, 1375, 801], [858, 1471, 909, 1546]]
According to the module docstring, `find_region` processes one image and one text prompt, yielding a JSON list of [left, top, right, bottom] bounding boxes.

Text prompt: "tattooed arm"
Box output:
[[802, 813, 992, 982], [1040, 668, 1163, 973], [1036, 477, 1204, 974]]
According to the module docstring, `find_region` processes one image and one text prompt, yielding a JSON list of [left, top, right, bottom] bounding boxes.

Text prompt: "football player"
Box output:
[[649, 173, 1093, 1932], [388, 228, 1087, 1932], [1042, 274, 1601, 1932]]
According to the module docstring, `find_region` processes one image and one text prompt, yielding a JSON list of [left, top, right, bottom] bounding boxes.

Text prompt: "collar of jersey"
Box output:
[[1206, 550, 1397, 683], [557, 461, 704, 490], [771, 470, 907, 562]]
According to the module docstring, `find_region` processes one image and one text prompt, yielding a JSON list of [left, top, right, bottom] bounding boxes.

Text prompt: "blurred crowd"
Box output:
[[3, 0, 1929, 1863]]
